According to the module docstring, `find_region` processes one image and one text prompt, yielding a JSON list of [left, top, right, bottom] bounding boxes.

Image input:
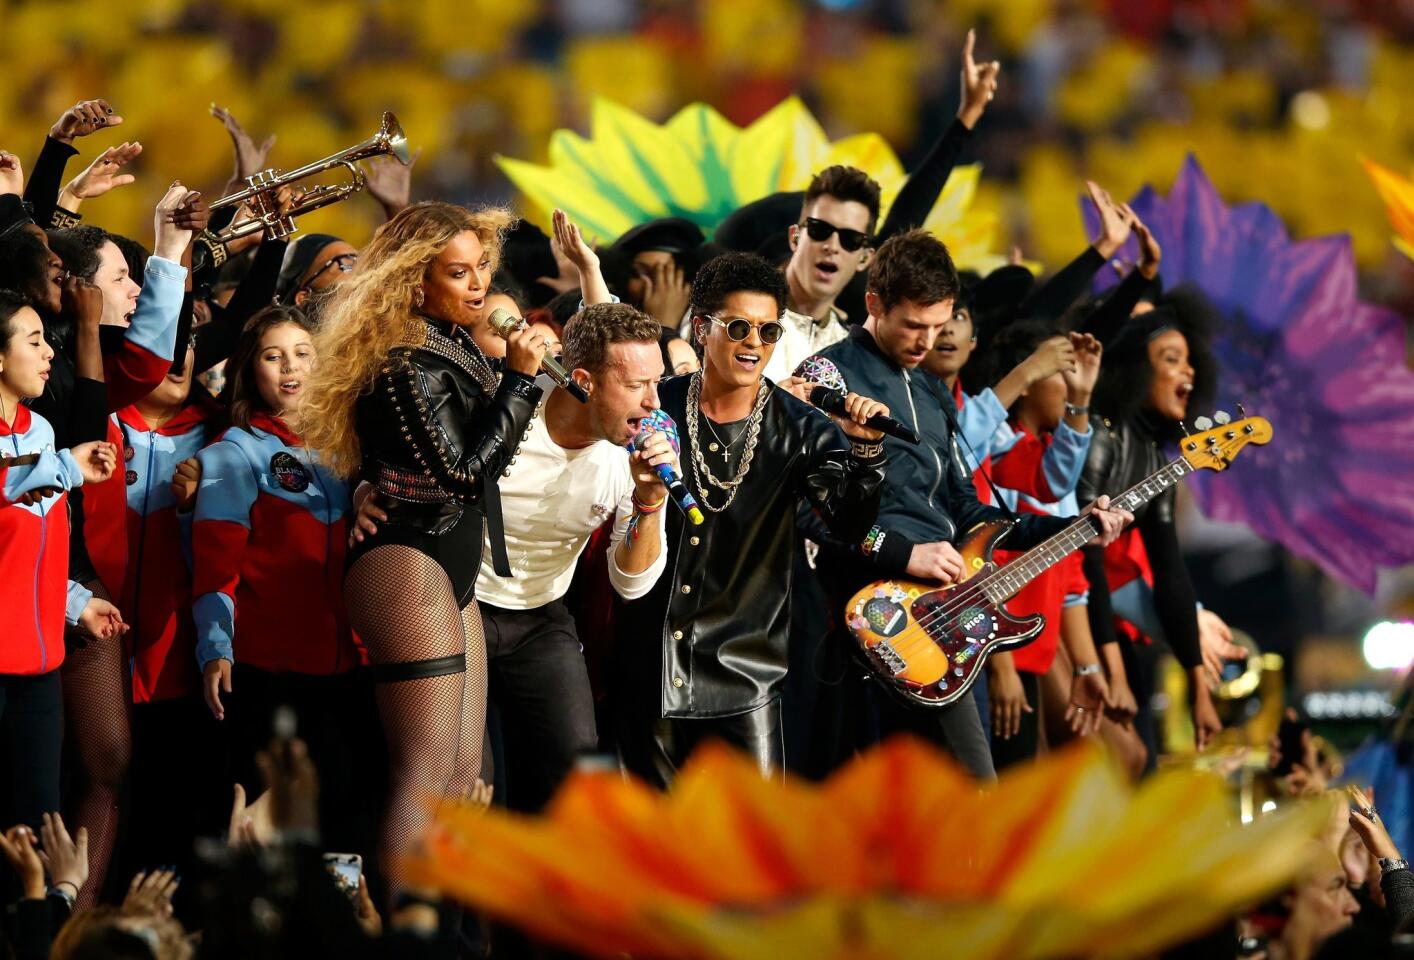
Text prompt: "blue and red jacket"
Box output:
[[990, 421, 1093, 675], [115, 399, 217, 702], [1, 405, 94, 675], [82, 255, 187, 598], [190, 411, 356, 676]]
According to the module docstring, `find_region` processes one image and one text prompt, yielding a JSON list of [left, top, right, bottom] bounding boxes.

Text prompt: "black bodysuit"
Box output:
[[348, 317, 542, 605]]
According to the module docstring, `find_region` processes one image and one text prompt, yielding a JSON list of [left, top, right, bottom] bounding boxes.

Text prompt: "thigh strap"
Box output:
[[369, 653, 466, 684]]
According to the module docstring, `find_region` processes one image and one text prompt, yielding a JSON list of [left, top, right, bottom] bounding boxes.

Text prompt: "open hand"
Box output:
[[641, 260, 691, 329], [1198, 608, 1245, 689], [62, 141, 142, 205], [1131, 211, 1162, 280], [227, 782, 274, 848], [50, 99, 123, 144], [38, 813, 88, 895], [1023, 335, 1077, 383], [153, 182, 197, 261], [211, 104, 276, 182], [1087, 181, 1135, 259], [1063, 332, 1102, 399], [122, 868, 179, 918], [957, 29, 1001, 129], [365, 148, 419, 218]]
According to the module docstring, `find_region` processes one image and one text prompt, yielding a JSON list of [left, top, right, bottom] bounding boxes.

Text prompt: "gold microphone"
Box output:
[[486, 308, 589, 403]]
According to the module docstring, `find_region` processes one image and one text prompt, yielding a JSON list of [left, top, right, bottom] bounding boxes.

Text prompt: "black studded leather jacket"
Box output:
[[355, 318, 542, 542]]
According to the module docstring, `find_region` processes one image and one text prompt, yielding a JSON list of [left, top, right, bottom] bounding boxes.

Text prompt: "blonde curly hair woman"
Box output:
[[303, 201, 555, 871]]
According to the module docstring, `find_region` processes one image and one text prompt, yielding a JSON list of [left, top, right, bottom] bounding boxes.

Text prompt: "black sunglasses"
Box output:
[[801, 217, 872, 253], [705, 314, 785, 345]]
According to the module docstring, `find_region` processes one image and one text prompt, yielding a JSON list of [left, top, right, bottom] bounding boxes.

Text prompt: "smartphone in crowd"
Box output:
[[324, 853, 362, 894]]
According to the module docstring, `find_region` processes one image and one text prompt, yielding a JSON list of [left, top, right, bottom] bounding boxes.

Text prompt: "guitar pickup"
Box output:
[[874, 640, 907, 675]]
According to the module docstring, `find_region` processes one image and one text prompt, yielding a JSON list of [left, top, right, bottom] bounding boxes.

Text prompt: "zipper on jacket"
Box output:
[[901, 368, 945, 510]]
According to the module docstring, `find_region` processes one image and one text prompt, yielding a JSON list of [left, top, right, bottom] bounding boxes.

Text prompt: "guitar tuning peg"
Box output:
[[1213, 410, 1231, 425], [1193, 415, 1214, 431], [1236, 401, 1247, 419], [1179, 420, 1191, 436]]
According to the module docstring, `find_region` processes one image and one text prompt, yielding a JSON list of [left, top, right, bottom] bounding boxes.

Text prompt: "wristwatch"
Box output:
[[1064, 402, 1089, 418], [1074, 663, 1102, 677], [1379, 857, 1409, 875]]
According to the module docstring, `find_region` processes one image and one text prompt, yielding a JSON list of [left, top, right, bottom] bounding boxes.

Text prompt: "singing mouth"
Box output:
[[734, 351, 760, 370], [280, 378, 302, 394]]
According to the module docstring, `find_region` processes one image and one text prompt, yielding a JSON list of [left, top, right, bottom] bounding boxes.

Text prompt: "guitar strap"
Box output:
[[921, 375, 1018, 522]]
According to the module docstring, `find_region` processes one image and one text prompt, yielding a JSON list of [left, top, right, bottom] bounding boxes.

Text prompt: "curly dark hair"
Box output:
[[562, 302, 662, 373], [223, 305, 314, 429], [47, 225, 110, 283], [803, 166, 882, 233], [0, 231, 55, 313], [688, 251, 788, 320], [866, 229, 961, 313], [1091, 285, 1218, 436]]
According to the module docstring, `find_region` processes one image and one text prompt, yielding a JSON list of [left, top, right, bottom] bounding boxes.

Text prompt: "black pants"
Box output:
[[618, 698, 783, 790], [0, 670, 62, 830], [482, 600, 599, 813], [989, 671, 1042, 771], [223, 665, 384, 861]]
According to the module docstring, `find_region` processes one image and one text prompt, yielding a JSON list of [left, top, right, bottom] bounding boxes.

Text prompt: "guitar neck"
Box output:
[[979, 456, 1195, 605]]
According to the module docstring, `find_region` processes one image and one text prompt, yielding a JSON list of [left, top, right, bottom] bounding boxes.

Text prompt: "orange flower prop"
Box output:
[[404, 738, 1335, 959], [1363, 157, 1414, 261]]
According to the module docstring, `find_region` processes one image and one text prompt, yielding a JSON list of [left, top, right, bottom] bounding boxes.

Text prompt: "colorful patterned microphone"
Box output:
[[627, 408, 704, 525]]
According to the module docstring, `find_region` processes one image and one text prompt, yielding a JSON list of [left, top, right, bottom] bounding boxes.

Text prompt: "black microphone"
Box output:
[[486, 307, 589, 403], [807, 385, 920, 444]]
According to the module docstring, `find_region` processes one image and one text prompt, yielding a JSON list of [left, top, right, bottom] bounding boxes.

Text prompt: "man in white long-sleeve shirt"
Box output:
[[473, 302, 675, 811]]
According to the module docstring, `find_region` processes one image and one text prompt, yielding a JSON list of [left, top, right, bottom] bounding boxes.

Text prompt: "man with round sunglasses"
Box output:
[[615, 251, 892, 788]]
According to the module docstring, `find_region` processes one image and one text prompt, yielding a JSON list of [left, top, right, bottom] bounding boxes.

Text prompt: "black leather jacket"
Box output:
[[355, 318, 542, 537], [1077, 412, 1201, 669], [619, 375, 886, 718]]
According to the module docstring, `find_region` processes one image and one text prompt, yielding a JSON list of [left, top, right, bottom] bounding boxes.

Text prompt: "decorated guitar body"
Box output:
[[845, 520, 1042, 708], [843, 413, 1274, 710]]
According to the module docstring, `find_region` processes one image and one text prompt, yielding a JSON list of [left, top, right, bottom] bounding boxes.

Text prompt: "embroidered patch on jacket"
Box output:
[[591, 503, 612, 521], [270, 452, 310, 493]]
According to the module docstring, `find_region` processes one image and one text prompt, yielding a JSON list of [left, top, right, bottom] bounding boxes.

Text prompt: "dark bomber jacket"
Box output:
[[619, 374, 886, 718]]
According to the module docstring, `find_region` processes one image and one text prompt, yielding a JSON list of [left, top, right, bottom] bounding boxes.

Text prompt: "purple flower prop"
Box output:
[[1083, 155, 1414, 593]]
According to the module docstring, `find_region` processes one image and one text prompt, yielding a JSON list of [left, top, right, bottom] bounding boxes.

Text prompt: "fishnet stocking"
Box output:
[[345, 546, 487, 869], [61, 623, 131, 908]]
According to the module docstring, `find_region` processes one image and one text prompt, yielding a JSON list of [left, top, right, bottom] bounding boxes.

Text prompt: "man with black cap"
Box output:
[[606, 216, 708, 376], [274, 232, 358, 310]]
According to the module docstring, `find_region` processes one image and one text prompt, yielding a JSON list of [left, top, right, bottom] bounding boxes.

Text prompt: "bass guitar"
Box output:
[[844, 414, 1271, 708]]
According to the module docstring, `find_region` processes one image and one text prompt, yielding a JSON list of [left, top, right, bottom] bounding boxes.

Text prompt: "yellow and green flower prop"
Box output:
[[405, 737, 1335, 960], [496, 97, 1015, 274]]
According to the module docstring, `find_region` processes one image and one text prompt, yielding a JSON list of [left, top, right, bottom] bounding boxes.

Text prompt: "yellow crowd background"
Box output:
[[1, 0, 1411, 285]]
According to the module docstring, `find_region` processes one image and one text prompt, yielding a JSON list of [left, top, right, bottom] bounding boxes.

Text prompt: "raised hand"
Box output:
[[0, 825, 45, 899], [364, 147, 419, 218], [1024, 334, 1078, 382], [122, 868, 179, 918], [61, 275, 103, 330], [70, 440, 118, 485], [1131, 210, 1162, 280], [167, 190, 211, 235], [38, 813, 89, 898], [60, 142, 142, 210], [1087, 181, 1135, 259], [545, 209, 611, 306], [50, 99, 123, 144], [227, 782, 274, 848], [77, 597, 129, 641], [153, 182, 197, 261], [958, 29, 1001, 129], [0, 151, 23, 196], [1062, 331, 1102, 400], [210, 104, 276, 182]]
